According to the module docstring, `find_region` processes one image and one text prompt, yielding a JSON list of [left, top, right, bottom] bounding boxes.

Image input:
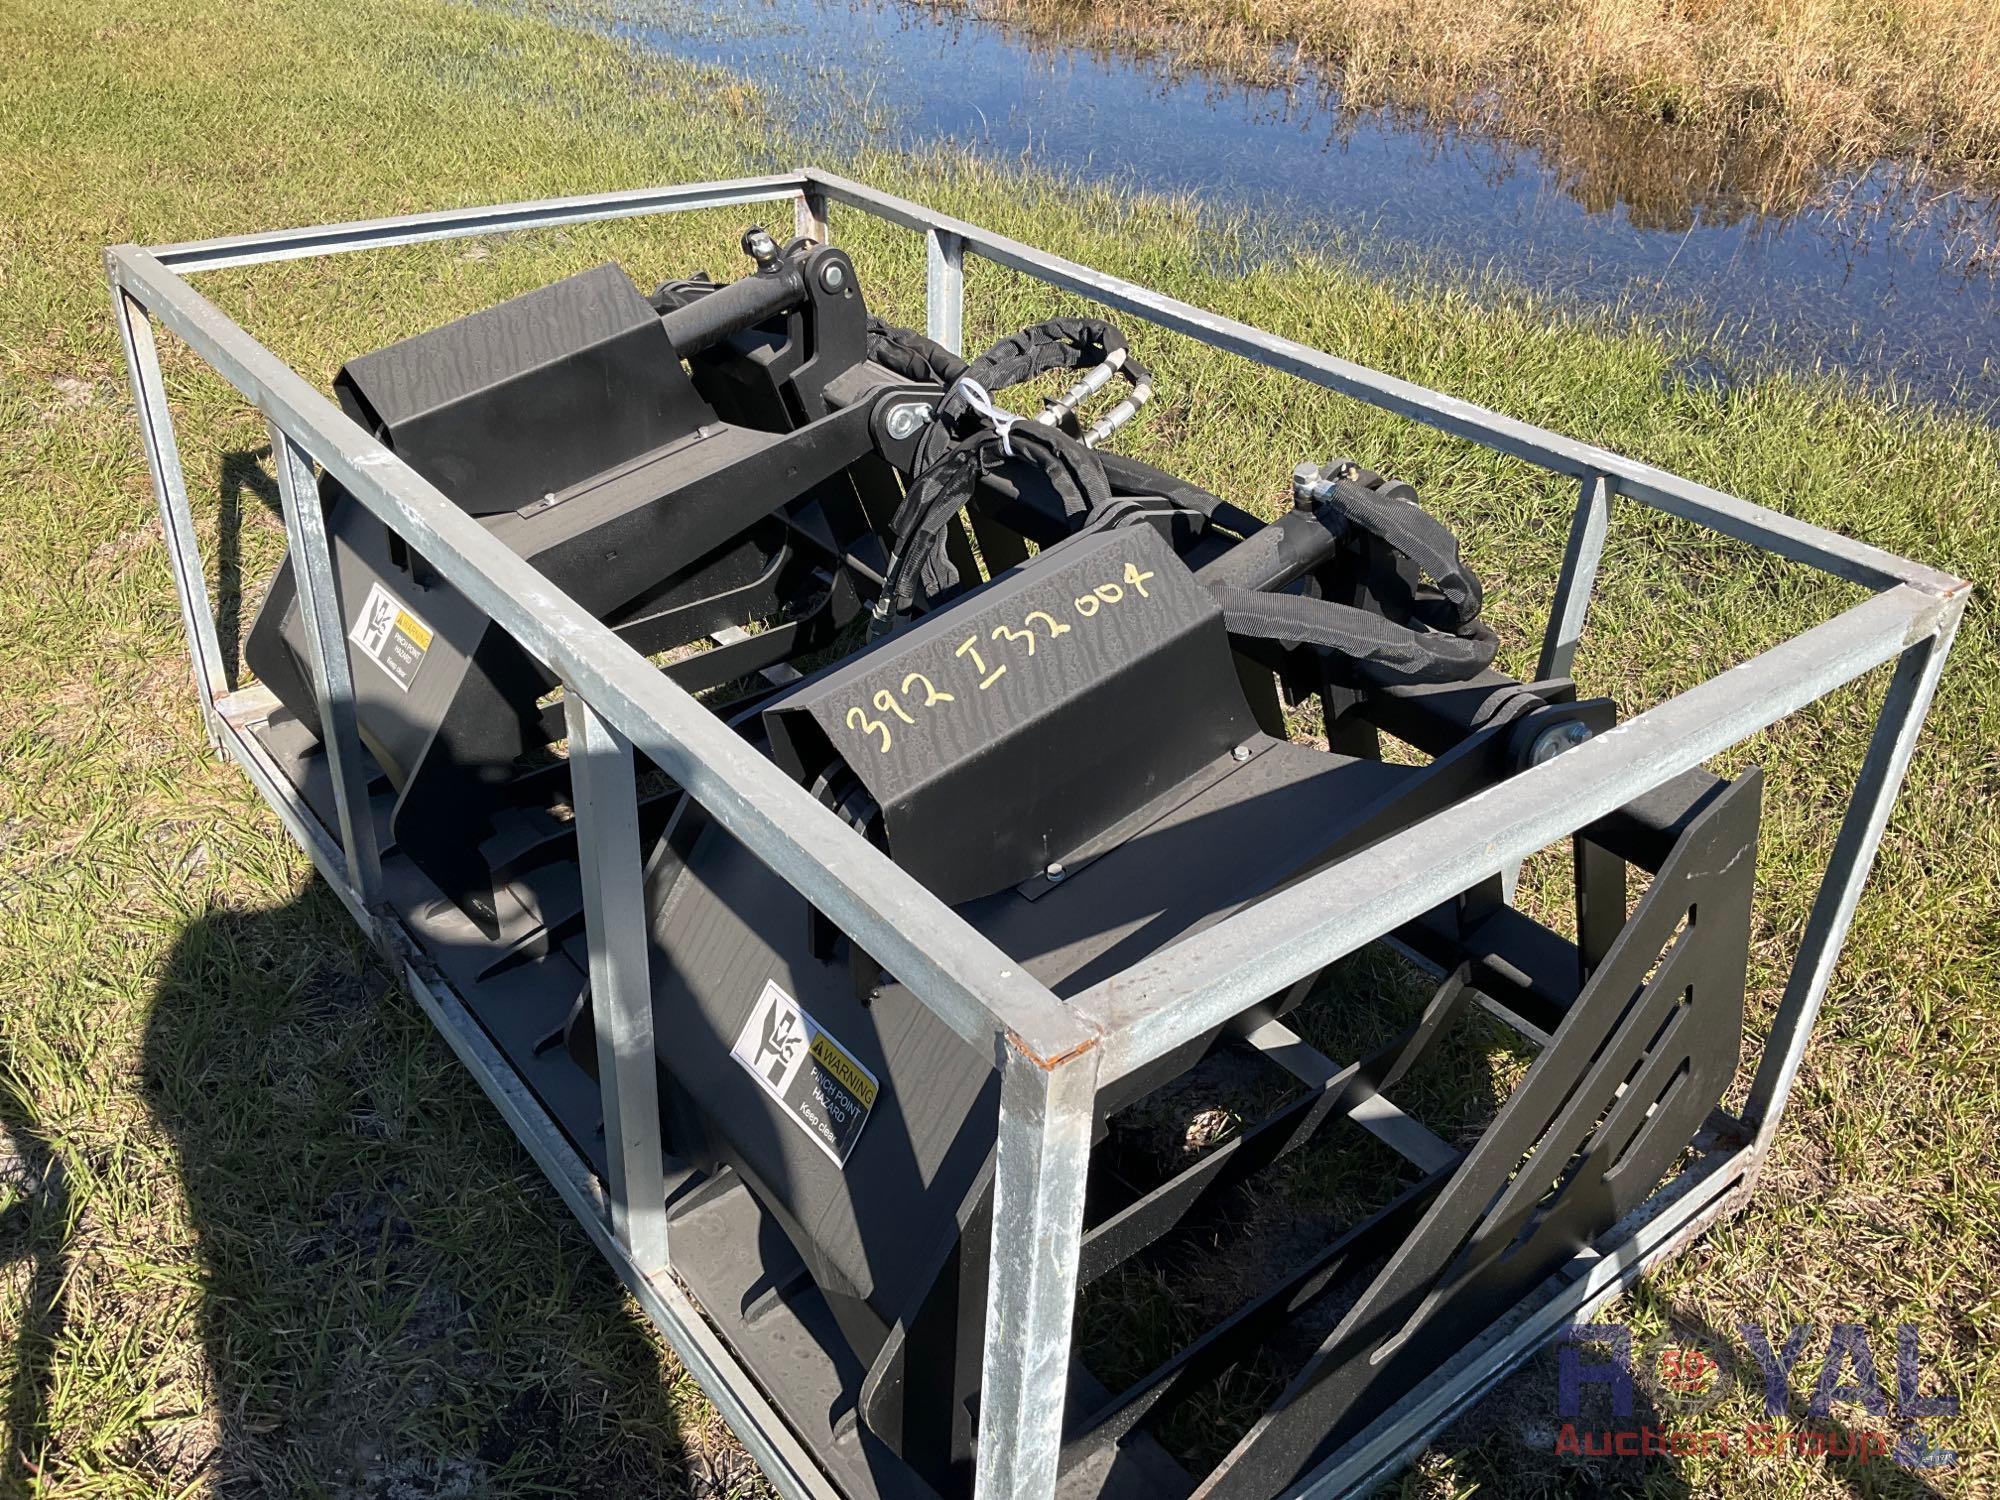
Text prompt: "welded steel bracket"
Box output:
[[110, 170, 1967, 1500]]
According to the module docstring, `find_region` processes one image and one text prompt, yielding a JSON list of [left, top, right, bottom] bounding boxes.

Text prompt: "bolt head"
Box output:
[[820, 261, 847, 292], [884, 402, 933, 441], [1232, 743, 1254, 763], [1045, 861, 1066, 882], [1291, 460, 1331, 510], [741, 225, 779, 266], [1529, 719, 1594, 765]]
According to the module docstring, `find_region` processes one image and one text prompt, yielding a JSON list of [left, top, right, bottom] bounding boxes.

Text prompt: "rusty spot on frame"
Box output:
[[1005, 1028, 1101, 1072]]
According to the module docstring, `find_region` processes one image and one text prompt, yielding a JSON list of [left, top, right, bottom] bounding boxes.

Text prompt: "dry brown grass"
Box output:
[[940, 0, 2000, 205]]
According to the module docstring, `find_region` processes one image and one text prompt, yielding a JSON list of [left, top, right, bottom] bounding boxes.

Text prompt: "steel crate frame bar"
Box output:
[[105, 167, 1966, 1500]]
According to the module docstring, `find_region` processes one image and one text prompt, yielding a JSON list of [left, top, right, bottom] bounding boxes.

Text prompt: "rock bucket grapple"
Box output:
[[109, 173, 1966, 1500]]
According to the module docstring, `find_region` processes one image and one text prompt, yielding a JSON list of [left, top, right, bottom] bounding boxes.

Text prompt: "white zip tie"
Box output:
[[951, 376, 1020, 457]]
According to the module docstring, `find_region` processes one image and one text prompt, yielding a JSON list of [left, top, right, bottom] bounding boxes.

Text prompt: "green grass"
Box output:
[[0, 0, 1996, 1494]]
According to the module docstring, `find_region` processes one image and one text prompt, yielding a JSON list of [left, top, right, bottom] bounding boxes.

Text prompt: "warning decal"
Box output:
[[730, 980, 879, 1167], [348, 580, 434, 692]]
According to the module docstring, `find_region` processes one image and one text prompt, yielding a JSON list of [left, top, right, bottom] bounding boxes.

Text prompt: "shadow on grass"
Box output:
[[3, 895, 1947, 1497], [132, 889, 741, 1497], [0, 1084, 69, 1492]]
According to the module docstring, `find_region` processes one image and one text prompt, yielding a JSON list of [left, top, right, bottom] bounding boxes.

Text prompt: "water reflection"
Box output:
[[611, 0, 2000, 415]]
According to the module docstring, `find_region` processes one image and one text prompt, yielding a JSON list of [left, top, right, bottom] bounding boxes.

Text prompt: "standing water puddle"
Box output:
[[613, 0, 2000, 417]]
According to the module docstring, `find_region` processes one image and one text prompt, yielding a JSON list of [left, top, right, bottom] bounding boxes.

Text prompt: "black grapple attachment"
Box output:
[[247, 230, 1764, 1499], [247, 231, 916, 933]]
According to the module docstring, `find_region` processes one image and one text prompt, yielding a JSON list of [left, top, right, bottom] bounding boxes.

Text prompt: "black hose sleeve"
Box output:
[[1316, 474, 1484, 630], [865, 317, 967, 386], [1210, 585, 1499, 685], [961, 316, 1128, 391]]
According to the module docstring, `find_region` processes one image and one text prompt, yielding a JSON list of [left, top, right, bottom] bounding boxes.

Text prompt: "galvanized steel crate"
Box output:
[[108, 171, 1969, 1499]]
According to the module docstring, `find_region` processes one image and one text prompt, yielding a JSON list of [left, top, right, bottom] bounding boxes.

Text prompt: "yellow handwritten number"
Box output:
[[1124, 562, 1155, 597], [992, 622, 1037, 656], [901, 671, 955, 706], [1024, 609, 1071, 640], [874, 688, 916, 726], [846, 705, 892, 754]]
